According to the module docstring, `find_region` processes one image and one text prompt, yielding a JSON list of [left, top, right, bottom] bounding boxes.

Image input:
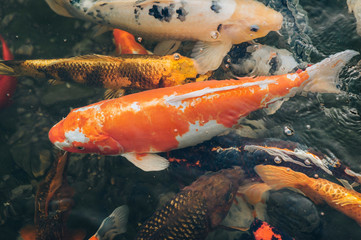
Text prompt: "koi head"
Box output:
[[48, 103, 123, 155], [222, 0, 283, 44]]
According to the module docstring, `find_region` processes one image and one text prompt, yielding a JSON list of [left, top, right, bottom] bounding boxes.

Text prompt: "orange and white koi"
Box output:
[[113, 29, 148, 55], [45, 0, 283, 74], [48, 50, 358, 172], [255, 165, 361, 226]]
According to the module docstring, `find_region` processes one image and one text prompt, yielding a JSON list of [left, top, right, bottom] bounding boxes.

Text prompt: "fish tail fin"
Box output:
[[237, 182, 271, 205], [302, 50, 359, 93], [254, 165, 309, 190], [91, 205, 129, 240], [45, 0, 74, 17], [0, 61, 16, 76]]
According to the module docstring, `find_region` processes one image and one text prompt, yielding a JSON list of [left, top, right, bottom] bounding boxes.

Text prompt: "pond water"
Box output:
[[0, 0, 361, 239]]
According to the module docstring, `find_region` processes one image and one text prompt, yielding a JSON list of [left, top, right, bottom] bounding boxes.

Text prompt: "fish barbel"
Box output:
[[0, 53, 201, 92], [48, 50, 358, 172], [45, 0, 283, 73], [255, 165, 361, 226]]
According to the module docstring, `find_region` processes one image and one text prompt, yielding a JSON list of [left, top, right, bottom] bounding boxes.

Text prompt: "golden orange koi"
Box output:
[[113, 29, 148, 55], [0, 53, 203, 98], [48, 50, 358, 172], [255, 165, 361, 226]]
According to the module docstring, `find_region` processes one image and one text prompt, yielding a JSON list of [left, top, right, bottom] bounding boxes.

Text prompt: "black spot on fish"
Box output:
[[211, 0, 221, 13], [85, 67, 104, 87], [149, 4, 174, 22], [56, 68, 73, 82], [134, 6, 143, 25], [217, 24, 222, 32], [99, 3, 107, 7], [176, 7, 188, 22], [269, 54, 280, 75]]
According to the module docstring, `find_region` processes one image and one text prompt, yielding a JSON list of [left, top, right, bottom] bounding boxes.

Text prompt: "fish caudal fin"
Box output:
[[0, 61, 15, 76], [191, 41, 233, 74], [45, 0, 74, 17], [254, 165, 309, 190], [91, 205, 129, 240], [303, 50, 359, 93], [121, 153, 169, 171], [238, 182, 271, 205]]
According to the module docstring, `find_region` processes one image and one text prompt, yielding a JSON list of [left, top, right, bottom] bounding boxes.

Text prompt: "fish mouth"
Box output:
[[48, 120, 68, 149]]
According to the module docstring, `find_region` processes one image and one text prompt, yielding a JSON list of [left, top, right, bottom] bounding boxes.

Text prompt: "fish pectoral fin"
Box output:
[[237, 182, 271, 205], [48, 79, 65, 85], [92, 25, 114, 37], [153, 40, 182, 56], [45, 0, 74, 17], [191, 40, 233, 74], [332, 196, 358, 206], [264, 100, 285, 115], [122, 153, 170, 172], [104, 89, 126, 99]]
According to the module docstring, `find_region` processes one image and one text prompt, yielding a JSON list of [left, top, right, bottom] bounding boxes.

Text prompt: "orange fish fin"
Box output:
[[153, 40, 181, 55], [254, 165, 308, 190], [238, 182, 271, 205], [121, 153, 169, 171], [104, 89, 125, 99]]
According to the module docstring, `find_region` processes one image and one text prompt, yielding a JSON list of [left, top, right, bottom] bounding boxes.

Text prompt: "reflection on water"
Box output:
[[0, 0, 361, 239]]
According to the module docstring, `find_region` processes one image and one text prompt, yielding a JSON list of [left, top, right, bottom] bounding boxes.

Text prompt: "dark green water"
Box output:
[[0, 0, 361, 239]]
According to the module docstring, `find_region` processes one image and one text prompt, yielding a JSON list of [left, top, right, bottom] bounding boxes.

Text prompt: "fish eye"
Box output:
[[250, 25, 259, 32], [77, 146, 85, 150]]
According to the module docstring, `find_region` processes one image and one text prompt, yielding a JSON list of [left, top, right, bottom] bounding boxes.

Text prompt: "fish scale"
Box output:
[[136, 191, 210, 240], [0, 54, 199, 90]]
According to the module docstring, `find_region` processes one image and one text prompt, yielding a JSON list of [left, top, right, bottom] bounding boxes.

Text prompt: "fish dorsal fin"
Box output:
[[104, 89, 126, 99], [121, 153, 169, 171], [61, 54, 122, 63], [154, 40, 182, 56], [191, 40, 233, 74]]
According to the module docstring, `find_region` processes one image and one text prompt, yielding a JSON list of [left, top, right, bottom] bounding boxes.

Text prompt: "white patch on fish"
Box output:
[[176, 120, 227, 148], [73, 104, 102, 112], [130, 102, 141, 112], [65, 128, 90, 144], [286, 74, 298, 81]]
